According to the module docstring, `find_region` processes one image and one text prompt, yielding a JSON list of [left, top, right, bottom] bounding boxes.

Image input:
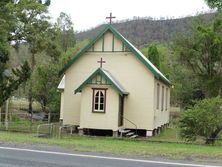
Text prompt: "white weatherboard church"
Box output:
[[58, 23, 171, 137]]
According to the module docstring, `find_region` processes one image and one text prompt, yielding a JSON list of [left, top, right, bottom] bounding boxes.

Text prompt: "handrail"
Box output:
[[121, 115, 138, 135]]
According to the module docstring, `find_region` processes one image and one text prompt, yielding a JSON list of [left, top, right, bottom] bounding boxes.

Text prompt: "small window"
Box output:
[[165, 88, 168, 111], [92, 89, 106, 112], [156, 83, 160, 109], [161, 86, 164, 111]]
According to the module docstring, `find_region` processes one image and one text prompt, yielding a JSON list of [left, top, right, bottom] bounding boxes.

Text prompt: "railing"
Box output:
[[0, 112, 60, 133], [121, 115, 138, 135], [36, 123, 53, 137], [59, 125, 76, 139]]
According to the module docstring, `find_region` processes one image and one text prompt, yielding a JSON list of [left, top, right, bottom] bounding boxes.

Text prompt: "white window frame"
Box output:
[[92, 88, 107, 113]]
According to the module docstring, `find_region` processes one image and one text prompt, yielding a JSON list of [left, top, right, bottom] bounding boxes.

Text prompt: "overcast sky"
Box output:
[[49, 0, 211, 32]]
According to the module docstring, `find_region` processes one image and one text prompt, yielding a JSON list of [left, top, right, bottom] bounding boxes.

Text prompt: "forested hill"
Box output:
[[76, 13, 214, 48]]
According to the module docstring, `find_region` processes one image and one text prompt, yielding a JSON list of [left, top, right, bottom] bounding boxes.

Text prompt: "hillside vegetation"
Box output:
[[76, 13, 215, 48]]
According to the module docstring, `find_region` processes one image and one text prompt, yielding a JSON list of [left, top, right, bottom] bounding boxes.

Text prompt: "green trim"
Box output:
[[59, 25, 171, 85], [112, 34, 115, 52], [75, 68, 128, 96], [102, 35, 104, 52]]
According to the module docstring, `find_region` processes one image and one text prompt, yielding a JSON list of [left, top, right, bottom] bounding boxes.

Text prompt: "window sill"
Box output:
[[92, 111, 106, 113]]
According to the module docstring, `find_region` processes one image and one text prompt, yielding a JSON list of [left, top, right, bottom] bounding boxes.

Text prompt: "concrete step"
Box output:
[[130, 135, 139, 138], [119, 129, 131, 133], [126, 132, 135, 136]]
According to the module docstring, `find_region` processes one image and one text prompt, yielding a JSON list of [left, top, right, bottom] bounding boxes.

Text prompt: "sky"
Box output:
[[48, 0, 211, 32]]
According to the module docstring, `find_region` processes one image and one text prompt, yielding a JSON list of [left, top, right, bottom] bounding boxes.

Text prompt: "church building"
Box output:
[[58, 22, 171, 137]]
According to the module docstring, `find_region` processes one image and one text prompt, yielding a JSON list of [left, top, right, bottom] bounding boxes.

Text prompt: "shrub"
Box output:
[[179, 96, 222, 144]]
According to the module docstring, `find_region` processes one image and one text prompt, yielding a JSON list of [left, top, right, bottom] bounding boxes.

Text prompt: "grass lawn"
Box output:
[[148, 128, 182, 143], [0, 131, 222, 163]]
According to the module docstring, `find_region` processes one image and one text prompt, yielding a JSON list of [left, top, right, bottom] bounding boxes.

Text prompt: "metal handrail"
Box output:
[[121, 115, 138, 135]]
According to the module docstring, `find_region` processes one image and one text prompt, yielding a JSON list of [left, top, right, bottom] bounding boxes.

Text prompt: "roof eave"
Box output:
[[74, 68, 128, 96]]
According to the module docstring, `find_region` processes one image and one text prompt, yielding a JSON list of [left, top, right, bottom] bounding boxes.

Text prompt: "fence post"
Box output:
[[0, 107, 1, 125], [5, 99, 9, 131], [59, 126, 62, 139], [48, 112, 51, 124], [48, 123, 52, 137]]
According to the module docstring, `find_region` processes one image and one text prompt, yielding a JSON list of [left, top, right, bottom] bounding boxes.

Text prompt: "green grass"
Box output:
[[0, 131, 222, 163], [148, 128, 183, 143]]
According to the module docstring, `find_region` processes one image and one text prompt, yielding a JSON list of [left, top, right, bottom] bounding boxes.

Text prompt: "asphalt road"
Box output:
[[0, 146, 221, 167]]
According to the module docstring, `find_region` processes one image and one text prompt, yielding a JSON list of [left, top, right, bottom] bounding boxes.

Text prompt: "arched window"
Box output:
[[92, 89, 107, 112]]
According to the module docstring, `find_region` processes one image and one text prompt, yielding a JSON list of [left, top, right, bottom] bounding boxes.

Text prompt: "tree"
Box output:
[[179, 96, 222, 144], [141, 43, 172, 77], [172, 15, 222, 98], [147, 44, 160, 69], [0, 0, 31, 107], [32, 64, 60, 113], [0, 58, 30, 107], [9, 0, 61, 114], [205, 0, 222, 10], [56, 12, 76, 52]]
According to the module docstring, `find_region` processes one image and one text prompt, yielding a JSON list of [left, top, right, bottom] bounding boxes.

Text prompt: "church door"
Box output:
[[118, 95, 124, 126]]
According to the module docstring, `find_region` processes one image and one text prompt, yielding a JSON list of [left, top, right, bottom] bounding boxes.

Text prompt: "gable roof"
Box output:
[[60, 25, 171, 86], [75, 68, 128, 96]]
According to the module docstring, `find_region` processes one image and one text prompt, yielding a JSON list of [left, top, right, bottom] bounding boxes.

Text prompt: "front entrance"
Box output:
[[118, 95, 124, 126]]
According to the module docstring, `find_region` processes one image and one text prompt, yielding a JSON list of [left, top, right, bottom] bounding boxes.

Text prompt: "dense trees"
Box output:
[[0, 0, 31, 107], [12, 0, 55, 114], [76, 13, 215, 48], [205, 0, 222, 10], [28, 11, 77, 114], [173, 14, 222, 98], [0, 0, 73, 115], [175, 1, 222, 144]]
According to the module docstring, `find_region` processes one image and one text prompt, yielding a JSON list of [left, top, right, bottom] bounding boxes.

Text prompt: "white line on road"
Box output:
[[0, 146, 220, 167]]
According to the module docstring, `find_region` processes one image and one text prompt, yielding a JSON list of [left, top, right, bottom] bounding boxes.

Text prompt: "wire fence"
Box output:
[[0, 112, 60, 134]]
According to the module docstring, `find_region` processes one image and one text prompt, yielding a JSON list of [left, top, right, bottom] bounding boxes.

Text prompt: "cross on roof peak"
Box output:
[[106, 12, 116, 24], [97, 57, 106, 68]]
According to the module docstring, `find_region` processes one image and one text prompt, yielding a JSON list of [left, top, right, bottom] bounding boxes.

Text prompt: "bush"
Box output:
[[179, 96, 222, 144]]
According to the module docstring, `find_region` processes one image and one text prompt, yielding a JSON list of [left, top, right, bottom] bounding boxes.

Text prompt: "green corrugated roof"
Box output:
[[60, 25, 171, 85], [75, 68, 128, 96]]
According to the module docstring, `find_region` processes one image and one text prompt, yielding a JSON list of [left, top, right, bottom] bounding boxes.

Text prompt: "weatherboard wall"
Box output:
[[59, 91, 64, 120], [154, 79, 170, 128], [61, 31, 168, 130], [79, 85, 119, 130]]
